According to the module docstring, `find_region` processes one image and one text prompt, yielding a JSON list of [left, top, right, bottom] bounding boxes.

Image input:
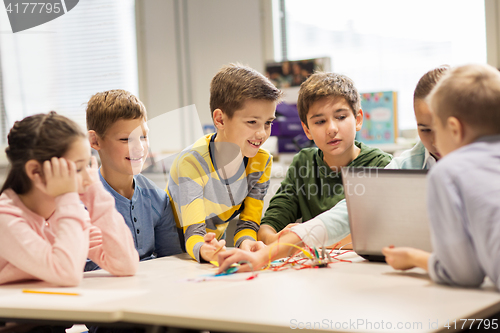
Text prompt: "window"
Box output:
[[0, 0, 138, 141], [274, 0, 487, 130]]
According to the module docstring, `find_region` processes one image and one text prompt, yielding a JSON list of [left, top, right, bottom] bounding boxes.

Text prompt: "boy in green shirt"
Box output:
[[258, 72, 392, 245]]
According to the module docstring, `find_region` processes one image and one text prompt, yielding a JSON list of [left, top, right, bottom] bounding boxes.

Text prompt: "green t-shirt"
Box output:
[[261, 141, 392, 232]]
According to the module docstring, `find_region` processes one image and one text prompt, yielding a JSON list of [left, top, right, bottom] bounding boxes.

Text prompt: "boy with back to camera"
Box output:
[[167, 64, 282, 263], [383, 64, 500, 289], [86, 90, 181, 270]]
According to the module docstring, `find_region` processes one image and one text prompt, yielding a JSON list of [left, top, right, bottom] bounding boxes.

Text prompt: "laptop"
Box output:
[[341, 167, 433, 262]]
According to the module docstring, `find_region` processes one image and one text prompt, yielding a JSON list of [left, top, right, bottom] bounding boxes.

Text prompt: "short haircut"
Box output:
[[413, 65, 450, 101], [298, 72, 360, 126], [210, 63, 282, 119], [427, 64, 500, 134], [86, 89, 147, 137]]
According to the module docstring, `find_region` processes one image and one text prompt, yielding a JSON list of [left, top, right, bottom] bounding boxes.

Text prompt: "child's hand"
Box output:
[[200, 232, 226, 262], [34, 157, 78, 197], [86, 156, 100, 186], [217, 248, 267, 274], [239, 239, 266, 252], [382, 246, 431, 271]]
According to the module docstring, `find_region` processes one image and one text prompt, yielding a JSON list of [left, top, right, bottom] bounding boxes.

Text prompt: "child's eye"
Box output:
[[315, 120, 325, 125], [76, 168, 82, 173], [140, 136, 148, 140], [420, 129, 432, 133], [337, 115, 347, 120], [120, 138, 129, 142], [247, 121, 257, 125], [265, 121, 273, 126]]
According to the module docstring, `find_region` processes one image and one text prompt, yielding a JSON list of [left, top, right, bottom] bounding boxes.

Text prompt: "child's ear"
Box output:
[[88, 130, 101, 150], [447, 116, 465, 144], [355, 109, 364, 131], [301, 121, 314, 140], [212, 109, 225, 130], [24, 160, 42, 182]]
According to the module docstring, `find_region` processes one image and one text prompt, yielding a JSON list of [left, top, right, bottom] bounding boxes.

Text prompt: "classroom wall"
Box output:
[[485, 0, 500, 68], [0, 0, 498, 166], [135, 0, 273, 154], [135, 0, 500, 155]]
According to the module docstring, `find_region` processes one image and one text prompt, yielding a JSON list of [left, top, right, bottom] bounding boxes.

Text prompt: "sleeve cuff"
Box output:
[[290, 218, 328, 248], [235, 236, 255, 248], [427, 252, 441, 284], [192, 241, 204, 263]]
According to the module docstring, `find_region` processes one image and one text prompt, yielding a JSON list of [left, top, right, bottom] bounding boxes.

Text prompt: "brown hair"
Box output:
[[1, 112, 86, 195], [297, 72, 360, 126], [209, 63, 282, 118], [414, 65, 450, 101], [86, 89, 147, 137], [427, 64, 500, 134]]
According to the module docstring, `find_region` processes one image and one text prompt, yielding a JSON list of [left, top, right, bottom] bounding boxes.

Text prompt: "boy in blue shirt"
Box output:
[[383, 64, 500, 289], [85, 89, 181, 270]]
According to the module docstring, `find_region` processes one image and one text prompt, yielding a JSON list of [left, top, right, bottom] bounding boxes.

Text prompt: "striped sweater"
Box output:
[[167, 133, 272, 262]]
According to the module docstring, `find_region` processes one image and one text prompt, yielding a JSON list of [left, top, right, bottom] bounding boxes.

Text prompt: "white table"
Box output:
[[0, 252, 499, 332]]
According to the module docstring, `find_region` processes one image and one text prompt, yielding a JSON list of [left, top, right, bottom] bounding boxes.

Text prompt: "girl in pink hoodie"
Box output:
[[0, 112, 138, 287]]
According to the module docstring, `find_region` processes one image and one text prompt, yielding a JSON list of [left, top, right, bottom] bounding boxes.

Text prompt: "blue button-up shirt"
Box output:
[[84, 171, 182, 271]]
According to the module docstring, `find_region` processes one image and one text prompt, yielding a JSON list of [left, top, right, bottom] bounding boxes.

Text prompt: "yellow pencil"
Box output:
[[22, 289, 80, 296]]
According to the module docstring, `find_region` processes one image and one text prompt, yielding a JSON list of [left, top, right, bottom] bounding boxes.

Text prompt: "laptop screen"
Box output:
[[341, 167, 433, 261]]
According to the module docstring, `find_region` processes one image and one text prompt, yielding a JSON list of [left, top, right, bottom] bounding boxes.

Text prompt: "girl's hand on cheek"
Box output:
[[35, 157, 78, 197]]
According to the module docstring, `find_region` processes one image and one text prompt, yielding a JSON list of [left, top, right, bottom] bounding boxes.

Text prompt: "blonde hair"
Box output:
[[427, 64, 500, 134], [297, 72, 360, 126], [210, 63, 282, 119], [86, 89, 147, 137]]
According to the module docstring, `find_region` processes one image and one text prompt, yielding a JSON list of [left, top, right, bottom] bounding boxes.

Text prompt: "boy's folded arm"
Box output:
[[179, 196, 210, 261], [237, 190, 267, 247], [169, 151, 212, 261], [184, 223, 209, 262], [238, 155, 277, 246], [234, 219, 260, 248], [84, 182, 139, 276], [428, 254, 484, 287]]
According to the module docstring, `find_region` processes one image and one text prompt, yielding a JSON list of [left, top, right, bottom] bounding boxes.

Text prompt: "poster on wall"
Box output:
[[357, 91, 398, 145], [265, 57, 331, 103]]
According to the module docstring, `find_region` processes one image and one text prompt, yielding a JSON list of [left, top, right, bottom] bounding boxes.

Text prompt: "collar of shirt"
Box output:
[[98, 168, 139, 204], [423, 148, 437, 170]]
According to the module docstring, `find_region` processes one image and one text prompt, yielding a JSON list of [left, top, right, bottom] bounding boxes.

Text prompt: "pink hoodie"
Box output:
[[0, 181, 139, 287]]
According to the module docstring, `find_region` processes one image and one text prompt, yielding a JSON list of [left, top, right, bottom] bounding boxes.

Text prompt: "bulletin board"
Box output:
[[357, 91, 398, 145]]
